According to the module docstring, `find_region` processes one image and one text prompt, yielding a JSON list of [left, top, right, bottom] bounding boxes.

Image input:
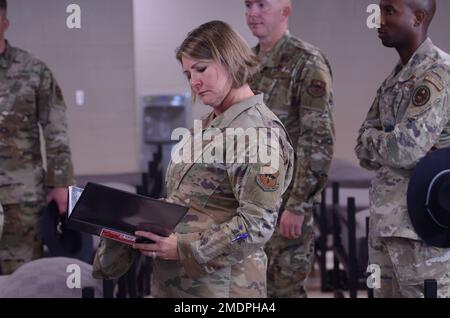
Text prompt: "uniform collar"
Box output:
[[207, 94, 264, 129], [384, 38, 434, 87], [0, 40, 14, 69], [254, 30, 291, 68]]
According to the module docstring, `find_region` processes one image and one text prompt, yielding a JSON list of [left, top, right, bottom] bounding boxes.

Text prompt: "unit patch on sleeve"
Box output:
[[307, 80, 327, 98], [412, 85, 431, 107], [256, 171, 280, 192]]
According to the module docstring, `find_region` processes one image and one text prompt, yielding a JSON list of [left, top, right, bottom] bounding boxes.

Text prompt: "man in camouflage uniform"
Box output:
[[0, 0, 74, 275], [355, 0, 450, 297], [93, 93, 294, 297], [246, 0, 335, 297]]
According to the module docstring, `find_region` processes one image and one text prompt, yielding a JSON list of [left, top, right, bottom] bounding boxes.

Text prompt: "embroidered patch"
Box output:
[[412, 85, 431, 107], [424, 74, 444, 92], [256, 172, 280, 192], [307, 80, 326, 98]]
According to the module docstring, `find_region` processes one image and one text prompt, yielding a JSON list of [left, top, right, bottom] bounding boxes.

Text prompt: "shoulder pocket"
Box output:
[[178, 163, 227, 209]]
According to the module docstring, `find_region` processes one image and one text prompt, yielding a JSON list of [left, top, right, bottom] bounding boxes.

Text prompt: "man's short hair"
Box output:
[[407, 0, 436, 28]]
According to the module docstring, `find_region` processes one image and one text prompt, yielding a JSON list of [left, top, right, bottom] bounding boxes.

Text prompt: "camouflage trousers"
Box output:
[[0, 202, 45, 275], [0, 202, 3, 240], [369, 235, 450, 298], [265, 213, 315, 298]]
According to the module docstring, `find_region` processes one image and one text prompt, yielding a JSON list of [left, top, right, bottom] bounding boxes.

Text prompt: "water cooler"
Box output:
[[140, 94, 189, 197]]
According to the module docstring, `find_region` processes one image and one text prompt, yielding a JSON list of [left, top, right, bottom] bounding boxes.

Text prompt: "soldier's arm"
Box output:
[[176, 150, 289, 278], [355, 91, 383, 170], [360, 68, 450, 170], [285, 58, 335, 216], [37, 64, 74, 187]]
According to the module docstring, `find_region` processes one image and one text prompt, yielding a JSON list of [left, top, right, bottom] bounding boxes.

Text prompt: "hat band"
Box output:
[[425, 169, 450, 230]]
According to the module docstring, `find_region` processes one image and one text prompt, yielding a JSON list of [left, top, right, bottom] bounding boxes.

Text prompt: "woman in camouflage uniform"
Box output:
[[93, 21, 294, 298]]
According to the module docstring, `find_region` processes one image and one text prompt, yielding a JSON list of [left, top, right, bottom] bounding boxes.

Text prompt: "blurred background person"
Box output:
[[245, 0, 335, 298], [0, 0, 74, 275]]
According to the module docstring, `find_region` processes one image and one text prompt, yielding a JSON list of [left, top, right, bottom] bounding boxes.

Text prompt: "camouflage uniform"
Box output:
[[250, 31, 335, 298], [0, 41, 74, 274], [93, 94, 294, 297], [0, 202, 2, 274], [0, 202, 3, 240], [355, 38, 450, 298]]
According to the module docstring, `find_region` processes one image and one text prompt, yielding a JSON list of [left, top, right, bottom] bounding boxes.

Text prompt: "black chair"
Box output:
[[314, 183, 358, 295], [314, 189, 332, 292], [314, 178, 372, 294], [331, 187, 370, 298], [101, 254, 152, 298], [116, 254, 152, 298]]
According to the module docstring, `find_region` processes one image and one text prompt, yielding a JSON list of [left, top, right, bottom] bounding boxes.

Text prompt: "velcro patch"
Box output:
[[256, 171, 280, 192], [424, 74, 444, 92], [307, 80, 327, 98], [412, 85, 431, 107]]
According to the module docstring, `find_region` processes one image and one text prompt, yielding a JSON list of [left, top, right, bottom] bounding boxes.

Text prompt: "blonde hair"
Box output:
[[176, 21, 259, 91]]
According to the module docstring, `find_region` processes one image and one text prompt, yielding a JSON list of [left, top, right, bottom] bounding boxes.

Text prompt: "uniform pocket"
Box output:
[[267, 74, 292, 107], [178, 163, 227, 209], [388, 238, 450, 286]]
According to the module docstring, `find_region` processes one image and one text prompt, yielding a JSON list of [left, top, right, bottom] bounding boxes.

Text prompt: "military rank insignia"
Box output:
[[256, 171, 280, 192], [307, 80, 326, 98], [412, 85, 431, 107]]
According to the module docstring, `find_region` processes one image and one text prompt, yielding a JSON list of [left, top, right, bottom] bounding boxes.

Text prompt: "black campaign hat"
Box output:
[[407, 148, 450, 248], [41, 201, 94, 263]]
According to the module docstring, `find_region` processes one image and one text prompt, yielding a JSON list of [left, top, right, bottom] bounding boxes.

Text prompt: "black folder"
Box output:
[[66, 182, 188, 245]]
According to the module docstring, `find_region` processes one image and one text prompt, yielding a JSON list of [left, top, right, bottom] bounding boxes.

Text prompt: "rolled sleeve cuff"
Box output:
[[45, 163, 75, 187], [361, 128, 381, 149], [285, 196, 315, 217]]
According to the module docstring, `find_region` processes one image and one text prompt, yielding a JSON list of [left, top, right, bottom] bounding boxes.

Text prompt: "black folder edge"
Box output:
[[66, 182, 188, 246]]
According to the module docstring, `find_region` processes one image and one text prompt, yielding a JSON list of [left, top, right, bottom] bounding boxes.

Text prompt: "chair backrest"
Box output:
[[0, 257, 103, 298], [331, 182, 371, 298]]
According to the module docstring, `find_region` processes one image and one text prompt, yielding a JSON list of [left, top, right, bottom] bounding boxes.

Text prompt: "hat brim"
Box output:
[[41, 202, 93, 263], [407, 148, 450, 248]]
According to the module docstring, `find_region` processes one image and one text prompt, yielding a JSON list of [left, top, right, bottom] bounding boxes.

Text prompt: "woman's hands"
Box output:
[[133, 231, 180, 260]]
